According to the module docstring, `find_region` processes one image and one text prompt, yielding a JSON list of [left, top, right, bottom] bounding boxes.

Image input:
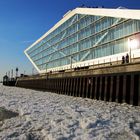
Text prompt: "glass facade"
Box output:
[[26, 13, 140, 71]]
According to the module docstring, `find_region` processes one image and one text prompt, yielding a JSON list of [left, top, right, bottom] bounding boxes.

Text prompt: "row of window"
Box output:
[[35, 35, 140, 70], [29, 17, 134, 58], [27, 15, 108, 55], [31, 19, 140, 62], [25, 14, 140, 70]]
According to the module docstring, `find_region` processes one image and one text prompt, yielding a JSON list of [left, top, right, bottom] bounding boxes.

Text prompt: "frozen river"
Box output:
[[0, 84, 140, 140]]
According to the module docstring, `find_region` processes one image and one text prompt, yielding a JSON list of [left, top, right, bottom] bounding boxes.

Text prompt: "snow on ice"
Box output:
[[0, 84, 140, 140]]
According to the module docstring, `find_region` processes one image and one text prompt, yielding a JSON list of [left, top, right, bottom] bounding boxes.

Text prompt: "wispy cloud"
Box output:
[[21, 40, 35, 44]]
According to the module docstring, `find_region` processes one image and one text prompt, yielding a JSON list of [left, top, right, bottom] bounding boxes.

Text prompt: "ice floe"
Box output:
[[0, 84, 140, 139]]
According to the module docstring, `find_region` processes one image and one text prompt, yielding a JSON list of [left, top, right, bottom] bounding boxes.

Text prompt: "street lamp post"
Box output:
[[70, 56, 73, 70], [46, 63, 48, 74], [128, 38, 138, 63], [32, 68, 34, 75], [129, 39, 132, 63], [128, 38, 132, 63]]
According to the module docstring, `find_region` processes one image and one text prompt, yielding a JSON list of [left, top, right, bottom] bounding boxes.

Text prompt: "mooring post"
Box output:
[[115, 75, 120, 103], [89, 77, 93, 99], [58, 79, 60, 94], [73, 78, 76, 97], [70, 78, 73, 96], [65, 78, 68, 95], [122, 75, 127, 103], [109, 76, 114, 102], [55, 79, 57, 93], [60, 78, 63, 94], [53, 79, 56, 93], [64, 78, 67, 94], [104, 76, 108, 101], [91, 77, 95, 99], [67, 78, 71, 96], [138, 74, 140, 106], [53, 79, 55, 92], [75, 78, 78, 97], [96, 77, 100, 100], [94, 77, 98, 99], [85, 78, 89, 98], [107, 76, 111, 101], [62, 78, 65, 94], [59, 79, 62, 94], [84, 78, 87, 98], [99, 76, 103, 100], [79, 78, 82, 97], [87, 77, 91, 98], [133, 74, 139, 106], [130, 74, 134, 105], [82, 78, 86, 98]]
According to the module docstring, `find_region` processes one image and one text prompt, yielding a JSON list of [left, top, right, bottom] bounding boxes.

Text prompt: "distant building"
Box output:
[[3, 75, 9, 83], [24, 8, 140, 74]]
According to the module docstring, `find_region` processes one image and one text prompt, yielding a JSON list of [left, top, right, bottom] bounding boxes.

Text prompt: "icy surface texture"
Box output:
[[0, 84, 140, 140]]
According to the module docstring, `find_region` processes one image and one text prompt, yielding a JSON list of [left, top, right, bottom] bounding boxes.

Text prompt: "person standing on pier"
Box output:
[[126, 53, 129, 63], [122, 56, 125, 64]]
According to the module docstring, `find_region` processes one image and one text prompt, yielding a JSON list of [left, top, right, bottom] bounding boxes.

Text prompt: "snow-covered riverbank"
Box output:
[[0, 84, 140, 140]]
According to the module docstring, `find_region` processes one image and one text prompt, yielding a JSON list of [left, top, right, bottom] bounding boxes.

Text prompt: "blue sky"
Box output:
[[0, 0, 140, 80]]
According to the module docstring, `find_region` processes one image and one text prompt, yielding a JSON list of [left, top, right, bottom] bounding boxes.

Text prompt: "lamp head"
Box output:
[[128, 38, 138, 49]]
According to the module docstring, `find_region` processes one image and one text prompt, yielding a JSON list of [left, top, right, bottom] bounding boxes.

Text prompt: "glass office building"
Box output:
[[25, 8, 140, 73]]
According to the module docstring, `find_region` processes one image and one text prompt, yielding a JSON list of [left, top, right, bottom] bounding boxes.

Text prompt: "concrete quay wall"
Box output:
[[16, 62, 140, 106]]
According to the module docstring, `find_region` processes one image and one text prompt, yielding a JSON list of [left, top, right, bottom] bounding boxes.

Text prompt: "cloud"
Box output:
[[21, 40, 35, 44]]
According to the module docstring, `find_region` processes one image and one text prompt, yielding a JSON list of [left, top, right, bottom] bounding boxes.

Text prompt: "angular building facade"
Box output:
[[25, 8, 140, 73]]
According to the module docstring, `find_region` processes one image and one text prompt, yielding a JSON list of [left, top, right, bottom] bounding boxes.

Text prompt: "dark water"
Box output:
[[0, 107, 18, 121]]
